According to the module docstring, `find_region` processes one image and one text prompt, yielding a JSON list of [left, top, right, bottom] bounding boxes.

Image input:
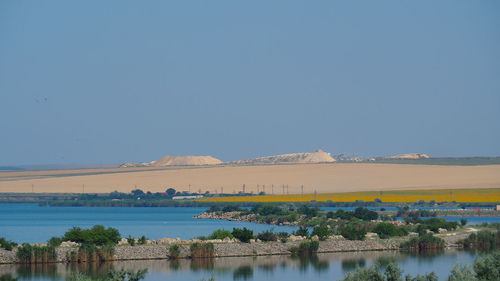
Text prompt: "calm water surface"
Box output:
[[0, 204, 298, 243], [1, 204, 498, 244], [0, 250, 482, 281]]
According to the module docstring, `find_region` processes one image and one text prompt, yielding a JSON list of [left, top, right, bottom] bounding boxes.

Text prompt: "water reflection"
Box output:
[[233, 265, 253, 280], [0, 250, 479, 281], [341, 258, 366, 271]]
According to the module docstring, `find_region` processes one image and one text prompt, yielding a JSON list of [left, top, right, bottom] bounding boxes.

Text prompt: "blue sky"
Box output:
[[1, 0, 499, 165]]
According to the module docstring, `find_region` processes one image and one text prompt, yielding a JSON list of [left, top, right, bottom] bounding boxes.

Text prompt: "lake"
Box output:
[[0, 249, 484, 281], [1, 204, 498, 244], [0, 204, 298, 243]]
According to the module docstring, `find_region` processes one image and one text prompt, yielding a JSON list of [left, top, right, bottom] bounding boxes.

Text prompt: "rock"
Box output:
[[311, 235, 319, 241], [365, 232, 378, 239], [408, 232, 419, 236], [118, 238, 129, 245], [59, 241, 79, 247], [438, 228, 447, 233]]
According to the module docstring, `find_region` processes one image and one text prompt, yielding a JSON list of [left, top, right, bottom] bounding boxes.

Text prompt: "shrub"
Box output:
[[290, 240, 319, 256], [207, 206, 221, 213], [0, 237, 17, 251], [47, 237, 63, 247], [461, 230, 500, 250], [127, 236, 135, 246], [372, 223, 408, 239], [252, 204, 284, 216], [340, 225, 367, 241], [473, 250, 500, 281], [74, 243, 115, 263], [168, 244, 180, 260], [190, 243, 214, 258], [339, 262, 438, 281], [460, 218, 468, 226], [232, 228, 254, 243], [138, 236, 147, 245], [353, 207, 378, 221], [16, 244, 57, 264], [311, 225, 332, 241], [277, 232, 289, 243], [221, 206, 242, 213], [208, 229, 233, 240], [401, 233, 444, 252], [294, 226, 309, 238], [257, 231, 277, 242], [297, 205, 319, 218], [62, 225, 121, 246]]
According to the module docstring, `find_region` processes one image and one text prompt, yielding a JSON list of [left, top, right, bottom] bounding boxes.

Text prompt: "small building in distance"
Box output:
[[496, 205, 500, 211]]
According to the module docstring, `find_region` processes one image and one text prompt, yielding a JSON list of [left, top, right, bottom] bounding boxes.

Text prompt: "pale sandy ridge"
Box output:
[[1, 163, 499, 194]]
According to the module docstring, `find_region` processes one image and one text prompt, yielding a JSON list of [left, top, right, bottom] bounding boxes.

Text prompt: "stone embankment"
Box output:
[[0, 233, 468, 264]]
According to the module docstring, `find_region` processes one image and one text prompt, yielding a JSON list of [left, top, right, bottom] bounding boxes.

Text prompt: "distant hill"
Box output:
[[385, 153, 430, 159], [120, 155, 222, 167], [227, 149, 336, 165]]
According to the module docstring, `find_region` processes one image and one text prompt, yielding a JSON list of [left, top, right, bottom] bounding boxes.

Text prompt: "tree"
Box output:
[[131, 189, 145, 198], [166, 188, 176, 197]]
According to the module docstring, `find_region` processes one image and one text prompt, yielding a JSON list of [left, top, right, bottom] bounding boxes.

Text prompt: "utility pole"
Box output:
[[282, 184, 285, 194], [301, 185, 304, 195], [188, 184, 191, 193], [82, 184, 85, 194], [31, 184, 34, 193], [271, 184, 274, 195], [221, 186, 223, 194], [257, 184, 259, 193], [242, 184, 246, 194], [286, 185, 289, 194], [263, 184, 265, 194]]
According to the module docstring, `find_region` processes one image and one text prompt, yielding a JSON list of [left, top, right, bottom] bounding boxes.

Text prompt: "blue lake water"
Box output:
[[0, 204, 298, 243], [1, 204, 498, 244]]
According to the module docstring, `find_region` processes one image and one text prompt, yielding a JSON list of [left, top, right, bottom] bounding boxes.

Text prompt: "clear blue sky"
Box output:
[[1, 0, 499, 165]]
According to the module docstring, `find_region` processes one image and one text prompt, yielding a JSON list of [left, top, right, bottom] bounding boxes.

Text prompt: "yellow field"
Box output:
[[199, 188, 500, 203]]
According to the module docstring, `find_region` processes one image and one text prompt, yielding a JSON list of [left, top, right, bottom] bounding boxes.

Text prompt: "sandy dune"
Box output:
[[0, 163, 499, 194], [0, 164, 500, 193]]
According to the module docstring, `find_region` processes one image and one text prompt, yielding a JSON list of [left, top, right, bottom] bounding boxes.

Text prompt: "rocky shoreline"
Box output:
[[0, 233, 468, 265]]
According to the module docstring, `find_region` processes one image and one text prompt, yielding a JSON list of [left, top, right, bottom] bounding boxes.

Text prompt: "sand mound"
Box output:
[[120, 155, 222, 167], [386, 153, 430, 159], [229, 149, 336, 165]]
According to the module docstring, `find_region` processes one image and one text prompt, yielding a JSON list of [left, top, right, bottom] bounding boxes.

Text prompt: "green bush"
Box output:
[[372, 223, 408, 239], [208, 229, 233, 240], [127, 236, 135, 246], [294, 226, 309, 238], [461, 230, 500, 250], [277, 232, 289, 243], [340, 225, 367, 240], [340, 262, 438, 281], [252, 204, 285, 216], [290, 240, 319, 256], [0, 237, 17, 251], [168, 244, 180, 260], [47, 237, 63, 247], [74, 243, 115, 263], [232, 228, 254, 243], [16, 244, 57, 264], [473, 250, 500, 281], [401, 233, 444, 252], [257, 231, 277, 242], [62, 225, 121, 246], [190, 243, 214, 258], [311, 225, 332, 241], [138, 236, 147, 245]]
